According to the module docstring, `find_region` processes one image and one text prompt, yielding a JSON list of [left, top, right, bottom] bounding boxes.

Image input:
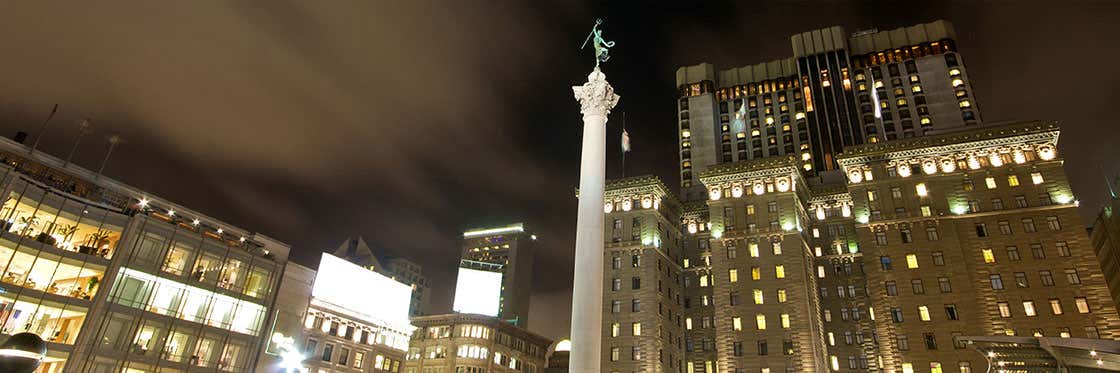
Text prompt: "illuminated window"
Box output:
[[982, 249, 996, 263], [998, 302, 1011, 317], [751, 267, 761, 280], [918, 306, 931, 321], [902, 363, 914, 373], [1031, 172, 1044, 184], [1050, 299, 1064, 315], [1023, 301, 1037, 317], [915, 183, 928, 197], [632, 322, 642, 336], [685, 318, 693, 329], [777, 289, 787, 303], [781, 314, 790, 328], [736, 132, 746, 139], [906, 254, 918, 269], [751, 129, 761, 137], [985, 177, 997, 189], [682, 130, 691, 138], [729, 269, 739, 283], [756, 314, 767, 330], [611, 323, 619, 337], [897, 98, 908, 106], [959, 100, 971, 108], [749, 243, 759, 257], [952, 78, 964, 87], [732, 317, 742, 331], [1076, 297, 1090, 313], [754, 289, 764, 304], [1008, 175, 1020, 186], [766, 117, 774, 125], [775, 265, 785, 279], [911, 85, 922, 93], [949, 68, 961, 76]]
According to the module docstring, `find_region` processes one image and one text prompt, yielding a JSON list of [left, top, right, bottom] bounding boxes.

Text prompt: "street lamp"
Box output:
[[271, 332, 305, 373], [0, 332, 46, 373]]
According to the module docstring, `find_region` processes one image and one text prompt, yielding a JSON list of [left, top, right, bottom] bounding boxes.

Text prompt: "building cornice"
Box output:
[[837, 120, 1060, 166], [409, 313, 553, 347]]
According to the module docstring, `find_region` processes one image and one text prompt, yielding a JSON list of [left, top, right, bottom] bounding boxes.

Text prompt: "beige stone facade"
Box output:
[[601, 176, 686, 372], [837, 120, 1120, 373], [604, 120, 1120, 373], [403, 313, 550, 373]]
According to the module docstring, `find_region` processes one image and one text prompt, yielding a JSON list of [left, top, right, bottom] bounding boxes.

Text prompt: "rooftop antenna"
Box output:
[[62, 118, 93, 167], [28, 104, 58, 156]]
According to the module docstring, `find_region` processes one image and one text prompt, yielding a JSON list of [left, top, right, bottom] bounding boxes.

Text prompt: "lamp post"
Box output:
[[0, 332, 46, 373]]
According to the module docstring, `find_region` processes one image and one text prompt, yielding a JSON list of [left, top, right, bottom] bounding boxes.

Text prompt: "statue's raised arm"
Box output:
[[580, 18, 616, 68]]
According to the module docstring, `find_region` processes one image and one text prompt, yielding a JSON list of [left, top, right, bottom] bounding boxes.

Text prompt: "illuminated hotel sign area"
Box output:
[[462, 223, 525, 238], [451, 267, 503, 317], [311, 253, 413, 330]]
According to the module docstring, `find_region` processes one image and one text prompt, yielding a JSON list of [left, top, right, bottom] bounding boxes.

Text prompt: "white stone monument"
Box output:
[[569, 19, 619, 371]]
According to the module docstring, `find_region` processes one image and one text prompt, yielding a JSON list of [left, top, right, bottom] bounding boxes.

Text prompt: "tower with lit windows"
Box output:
[[675, 20, 982, 200], [458, 223, 536, 327]]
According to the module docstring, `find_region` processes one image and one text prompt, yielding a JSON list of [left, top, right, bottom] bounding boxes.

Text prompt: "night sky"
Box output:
[[2, 1, 1119, 341]]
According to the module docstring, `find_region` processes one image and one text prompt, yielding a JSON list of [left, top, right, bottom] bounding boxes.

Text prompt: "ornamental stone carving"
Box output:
[[573, 67, 620, 117]]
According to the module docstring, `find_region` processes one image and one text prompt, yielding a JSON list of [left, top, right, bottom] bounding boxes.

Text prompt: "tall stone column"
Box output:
[[569, 67, 618, 372]]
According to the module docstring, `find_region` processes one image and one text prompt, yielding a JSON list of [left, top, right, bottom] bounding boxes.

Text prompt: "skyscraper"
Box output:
[[457, 223, 535, 326], [675, 20, 981, 201]]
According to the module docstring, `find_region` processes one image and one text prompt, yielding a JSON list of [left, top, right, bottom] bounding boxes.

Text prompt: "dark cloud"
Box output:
[[1, 1, 1118, 341]]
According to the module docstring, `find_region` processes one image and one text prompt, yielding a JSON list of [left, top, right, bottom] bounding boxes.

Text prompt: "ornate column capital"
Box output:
[[572, 67, 620, 117]]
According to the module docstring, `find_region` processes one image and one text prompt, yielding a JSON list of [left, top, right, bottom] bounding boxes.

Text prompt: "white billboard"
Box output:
[[312, 253, 412, 328], [452, 267, 503, 316]]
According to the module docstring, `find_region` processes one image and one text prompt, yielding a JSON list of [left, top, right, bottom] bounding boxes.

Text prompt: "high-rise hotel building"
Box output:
[[459, 223, 535, 327], [596, 19, 1120, 373], [0, 134, 290, 372], [675, 20, 981, 202]]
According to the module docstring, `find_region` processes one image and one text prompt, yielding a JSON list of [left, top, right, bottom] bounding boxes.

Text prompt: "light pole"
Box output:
[[0, 332, 46, 373]]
